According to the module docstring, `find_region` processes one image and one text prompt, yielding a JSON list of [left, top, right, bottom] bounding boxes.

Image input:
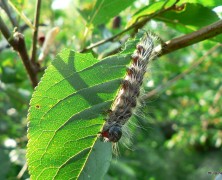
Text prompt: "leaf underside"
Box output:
[[27, 32, 143, 179]]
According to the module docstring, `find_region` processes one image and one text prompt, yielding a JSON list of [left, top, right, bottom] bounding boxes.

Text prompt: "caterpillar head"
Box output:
[[101, 124, 122, 142]]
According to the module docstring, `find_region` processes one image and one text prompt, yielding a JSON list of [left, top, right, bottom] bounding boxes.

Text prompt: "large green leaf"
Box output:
[[27, 31, 143, 179], [156, 3, 219, 33], [78, 0, 136, 27], [156, 3, 222, 42]]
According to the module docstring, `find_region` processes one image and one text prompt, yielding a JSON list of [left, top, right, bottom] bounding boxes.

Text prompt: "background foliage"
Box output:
[[0, 0, 222, 179]]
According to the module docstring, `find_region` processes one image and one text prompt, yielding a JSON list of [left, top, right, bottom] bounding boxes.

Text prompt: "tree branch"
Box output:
[[0, 16, 38, 88], [31, 0, 42, 63], [156, 20, 222, 56]]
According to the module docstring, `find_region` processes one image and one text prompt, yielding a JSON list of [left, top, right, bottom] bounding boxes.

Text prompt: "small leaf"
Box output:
[[79, 0, 136, 27], [27, 32, 143, 179]]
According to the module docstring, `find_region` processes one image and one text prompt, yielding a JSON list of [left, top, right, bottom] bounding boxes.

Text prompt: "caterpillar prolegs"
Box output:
[[101, 31, 160, 143]]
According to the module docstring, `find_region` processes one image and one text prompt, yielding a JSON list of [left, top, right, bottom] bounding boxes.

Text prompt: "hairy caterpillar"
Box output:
[[101, 32, 159, 143]]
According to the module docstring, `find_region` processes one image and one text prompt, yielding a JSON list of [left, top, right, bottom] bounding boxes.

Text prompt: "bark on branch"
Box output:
[[157, 19, 222, 56]]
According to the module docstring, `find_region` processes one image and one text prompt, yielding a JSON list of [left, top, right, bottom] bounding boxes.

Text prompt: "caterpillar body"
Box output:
[[101, 32, 159, 143]]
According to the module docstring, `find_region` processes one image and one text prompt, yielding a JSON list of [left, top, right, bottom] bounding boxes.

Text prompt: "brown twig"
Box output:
[[80, 0, 179, 53], [145, 44, 221, 99], [0, 16, 38, 88], [31, 0, 42, 63]]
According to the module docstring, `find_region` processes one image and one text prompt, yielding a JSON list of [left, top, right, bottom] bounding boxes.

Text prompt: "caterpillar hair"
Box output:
[[101, 31, 160, 143]]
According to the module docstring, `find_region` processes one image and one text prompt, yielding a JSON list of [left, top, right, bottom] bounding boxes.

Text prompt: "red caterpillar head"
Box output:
[[101, 125, 122, 142]]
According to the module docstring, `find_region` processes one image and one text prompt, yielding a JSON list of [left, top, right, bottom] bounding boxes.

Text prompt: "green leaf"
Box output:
[[79, 0, 136, 27], [156, 3, 219, 33], [27, 32, 143, 179]]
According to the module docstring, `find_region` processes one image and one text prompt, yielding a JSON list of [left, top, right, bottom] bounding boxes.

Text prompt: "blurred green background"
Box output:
[[0, 0, 222, 179]]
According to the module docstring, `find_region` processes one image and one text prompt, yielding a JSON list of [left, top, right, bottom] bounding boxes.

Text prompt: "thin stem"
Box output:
[[79, 26, 129, 53], [0, 16, 38, 88], [17, 162, 27, 179], [31, 0, 42, 63]]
